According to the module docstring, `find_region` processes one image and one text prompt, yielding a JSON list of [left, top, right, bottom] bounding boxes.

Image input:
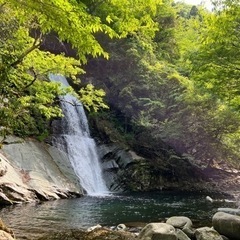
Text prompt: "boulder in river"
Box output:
[[195, 227, 223, 240], [175, 228, 191, 240], [213, 211, 240, 240], [166, 216, 194, 238], [138, 223, 177, 240]]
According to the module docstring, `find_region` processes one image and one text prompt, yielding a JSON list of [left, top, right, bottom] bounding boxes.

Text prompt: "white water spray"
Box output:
[[49, 74, 108, 195]]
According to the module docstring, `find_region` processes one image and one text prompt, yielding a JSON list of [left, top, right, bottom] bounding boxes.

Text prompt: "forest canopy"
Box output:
[[0, 0, 162, 138], [0, 0, 239, 168], [83, 0, 240, 168]]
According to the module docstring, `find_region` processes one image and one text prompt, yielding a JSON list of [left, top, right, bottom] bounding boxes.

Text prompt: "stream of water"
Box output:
[[49, 74, 108, 195], [0, 191, 236, 239]]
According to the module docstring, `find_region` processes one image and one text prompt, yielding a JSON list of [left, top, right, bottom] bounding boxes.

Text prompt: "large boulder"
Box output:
[[166, 216, 192, 229], [213, 212, 240, 240], [0, 137, 83, 204], [138, 223, 177, 240], [195, 227, 223, 240], [175, 229, 191, 240], [166, 216, 194, 238]]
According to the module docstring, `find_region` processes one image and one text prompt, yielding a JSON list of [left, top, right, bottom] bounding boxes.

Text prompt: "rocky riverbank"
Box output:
[[2, 207, 239, 240], [30, 209, 240, 240]]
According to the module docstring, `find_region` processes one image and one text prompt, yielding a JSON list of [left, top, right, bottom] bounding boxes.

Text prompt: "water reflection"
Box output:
[[0, 191, 236, 239]]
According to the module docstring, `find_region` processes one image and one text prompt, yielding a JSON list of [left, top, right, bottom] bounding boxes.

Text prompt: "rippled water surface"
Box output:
[[0, 191, 236, 239]]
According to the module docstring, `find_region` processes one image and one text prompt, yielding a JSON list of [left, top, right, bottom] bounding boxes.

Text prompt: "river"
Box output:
[[0, 191, 236, 239]]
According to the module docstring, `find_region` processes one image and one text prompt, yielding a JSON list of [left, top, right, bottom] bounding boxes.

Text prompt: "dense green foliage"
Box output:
[[84, 0, 240, 168], [0, 0, 161, 139], [191, 0, 240, 109], [0, 0, 239, 168], [189, 0, 240, 166], [0, 2, 81, 138]]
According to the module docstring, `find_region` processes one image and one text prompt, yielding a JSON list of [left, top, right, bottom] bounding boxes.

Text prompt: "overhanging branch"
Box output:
[[10, 36, 42, 68]]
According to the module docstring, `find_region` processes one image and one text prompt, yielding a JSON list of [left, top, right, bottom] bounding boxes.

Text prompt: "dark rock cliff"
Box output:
[[91, 116, 240, 196], [97, 141, 240, 196]]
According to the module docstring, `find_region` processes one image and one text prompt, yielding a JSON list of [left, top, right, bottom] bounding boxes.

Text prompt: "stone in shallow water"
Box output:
[[213, 212, 240, 240], [166, 216, 194, 238], [138, 223, 177, 240], [195, 227, 223, 240], [175, 229, 191, 240], [166, 216, 192, 229], [117, 224, 127, 231], [87, 224, 102, 232]]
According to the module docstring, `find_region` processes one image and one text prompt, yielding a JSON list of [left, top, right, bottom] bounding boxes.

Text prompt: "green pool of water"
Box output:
[[0, 191, 236, 239]]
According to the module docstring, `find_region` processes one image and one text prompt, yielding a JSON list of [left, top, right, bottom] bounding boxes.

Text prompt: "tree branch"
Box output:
[[10, 34, 42, 68], [23, 68, 38, 89], [59, 98, 82, 107]]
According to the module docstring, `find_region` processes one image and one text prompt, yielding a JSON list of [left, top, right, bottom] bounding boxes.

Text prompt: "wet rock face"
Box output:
[[98, 144, 143, 191], [98, 143, 208, 192], [98, 141, 240, 195], [0, 136, 83, 204]]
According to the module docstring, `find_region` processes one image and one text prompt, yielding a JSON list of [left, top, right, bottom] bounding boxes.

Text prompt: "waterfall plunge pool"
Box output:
[[0, 191, 236, 239]]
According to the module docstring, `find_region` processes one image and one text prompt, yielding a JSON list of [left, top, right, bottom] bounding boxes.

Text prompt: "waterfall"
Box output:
[[49, 74, 108, 195]]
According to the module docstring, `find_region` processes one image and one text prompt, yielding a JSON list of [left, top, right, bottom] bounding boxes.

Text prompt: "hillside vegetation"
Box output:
[[0, 0, 239, 168]]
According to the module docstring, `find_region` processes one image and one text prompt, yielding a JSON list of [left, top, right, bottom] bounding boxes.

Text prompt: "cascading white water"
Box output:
[[49, 74, 108, 195]]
